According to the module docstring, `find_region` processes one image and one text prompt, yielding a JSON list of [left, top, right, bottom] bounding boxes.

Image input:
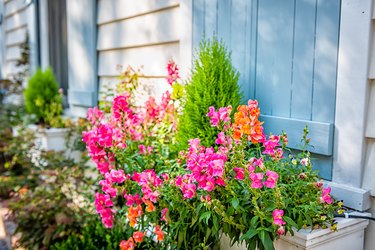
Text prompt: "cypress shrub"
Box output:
[[176, 38, 242, 150], [24, 67, 63, 127]]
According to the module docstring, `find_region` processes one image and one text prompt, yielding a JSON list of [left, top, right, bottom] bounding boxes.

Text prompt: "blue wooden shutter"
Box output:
[[192, 0, 341, 180], [66, 0, 97, 117]]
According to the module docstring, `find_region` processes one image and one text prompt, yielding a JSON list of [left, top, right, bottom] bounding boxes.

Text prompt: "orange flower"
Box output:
[[154, 225, 164, 241], [127, 205, 143, 227], [120, 237, 135, 250], [232, 100, 264, 143], [145, 199, 156, 212], [133, 231, 144, 243]]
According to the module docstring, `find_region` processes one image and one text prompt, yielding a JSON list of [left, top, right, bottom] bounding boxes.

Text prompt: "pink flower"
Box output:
[[207, 106, 220, 127], [216, 132, 226, 145], [300, 158, 309, 166], [99, 179, 117, 197], [100, 208, 114, 228], [202, 177, 215, 192], [272, 209, 286, 226], [249, 157, 264, 170], [320, 187, 333, 204], [250, 173, 264, 189], [263, 170, 279, 188], [188, 138, 201, 154], [124, 194, 142, 206], [161, 208, 169, 222], [139, 144, 147, 154], [247, 164, 255, 173], [166, 60, 179, 85], [109, 169, 126, 184], [233, 167, 245, 180], [87, 107, 104, 126], [181, 183, 196, 199], [276, 226, 285, 236], [200, 195, 211, 203], [218, 106, 232, 124], [175, 176, 183, 187], [215, 177, 226, 186]]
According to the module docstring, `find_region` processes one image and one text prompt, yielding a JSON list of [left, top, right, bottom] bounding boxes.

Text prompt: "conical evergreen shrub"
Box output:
[[176, 38, 242, 150]]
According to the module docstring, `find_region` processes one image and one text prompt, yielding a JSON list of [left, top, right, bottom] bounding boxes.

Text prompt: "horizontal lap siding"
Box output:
[[97, 1, 181, 99], [193, 0, 341, 180], [3, 0, 30, 78]]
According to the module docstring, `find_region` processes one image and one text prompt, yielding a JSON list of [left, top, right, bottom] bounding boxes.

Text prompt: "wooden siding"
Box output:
[[97, 0, 182, 98], [192, 0, 341, 180], [2, 0, 30, 77]]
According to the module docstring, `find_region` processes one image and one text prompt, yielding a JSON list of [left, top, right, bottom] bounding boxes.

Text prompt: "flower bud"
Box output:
[[276, 226, 285, 236]]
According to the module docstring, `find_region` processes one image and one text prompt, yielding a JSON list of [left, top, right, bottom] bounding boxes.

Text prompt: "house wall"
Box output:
[[363, 3, 375, 249], [96, 0, 187, 102], [1, 0, 30, 78]]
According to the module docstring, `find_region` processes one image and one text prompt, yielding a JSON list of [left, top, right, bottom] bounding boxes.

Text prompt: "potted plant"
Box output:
[[22, 67, 69, 151]]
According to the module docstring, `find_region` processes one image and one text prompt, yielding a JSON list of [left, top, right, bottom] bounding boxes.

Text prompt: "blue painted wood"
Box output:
[[68, 90, 96, 107], [248, 0, 258, 101], [217, 0, 232, 48], [312, 0, 340, 123], [255, 0, 294, 117], [230, 0, 248, 102], [310, 154, 332, 181], [191, 0, 341, 180], [204, 0, 217, 37], [192, 0, 205, 52], [260, 114, 334, 156], [290, 0, 316, 120]]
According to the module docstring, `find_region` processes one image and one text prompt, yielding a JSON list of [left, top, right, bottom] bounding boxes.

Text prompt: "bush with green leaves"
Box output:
[[24, 67, 64, 127], [176, 37, 242, 150]]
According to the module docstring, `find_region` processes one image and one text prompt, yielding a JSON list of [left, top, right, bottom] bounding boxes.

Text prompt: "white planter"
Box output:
[[221, 217, 369, 250], [13, 125, 82, 162], [37, 127, 69, 151]]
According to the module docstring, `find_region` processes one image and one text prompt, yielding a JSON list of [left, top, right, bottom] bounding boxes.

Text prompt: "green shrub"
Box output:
[[24, 67, 63, 127], [176, 38, 242, 150]]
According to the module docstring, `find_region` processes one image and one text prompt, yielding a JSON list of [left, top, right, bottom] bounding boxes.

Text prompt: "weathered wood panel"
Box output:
[[5, 45, 21, 61], [97, 7, 180, 51], [98, 76, 171, 105], [260, 115, 333, 156], [98, 42, 180, 77], [97, 0, 179, 25], [4, 0, 27, 17], [5, 8, 28, 32], [366, 81, 375, 138], [5, 26, 27, 46], [255, 0, 294, 117], [311, 0, 340, 123]]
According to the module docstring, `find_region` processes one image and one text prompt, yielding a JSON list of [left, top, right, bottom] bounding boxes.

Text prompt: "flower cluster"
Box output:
[[83, 64, 341, 250]]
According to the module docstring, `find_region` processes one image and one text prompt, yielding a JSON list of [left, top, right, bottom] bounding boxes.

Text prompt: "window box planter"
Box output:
[[220, 217, 369, 250]]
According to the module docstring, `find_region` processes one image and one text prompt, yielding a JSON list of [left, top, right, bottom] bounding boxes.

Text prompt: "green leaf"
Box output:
[[283, 216, 298, 228], [239, 228, 257, 241], [305, 213, 313, 226], [199, 211, 211, 224], [231, 197, 239, 209], [250, 216, 259, 227], [259, 230, 275, 250]]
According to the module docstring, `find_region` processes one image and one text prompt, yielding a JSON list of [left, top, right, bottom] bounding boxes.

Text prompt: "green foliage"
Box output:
[[8, 151, 95, 249], [50, 216, 124, 250], [176, 37, 242, 150], [24, 67, 64, 127]]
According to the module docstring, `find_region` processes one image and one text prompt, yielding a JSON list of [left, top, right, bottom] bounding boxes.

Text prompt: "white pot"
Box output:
[[37, 127, 69, 151], [220, 217, 369, 250]]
